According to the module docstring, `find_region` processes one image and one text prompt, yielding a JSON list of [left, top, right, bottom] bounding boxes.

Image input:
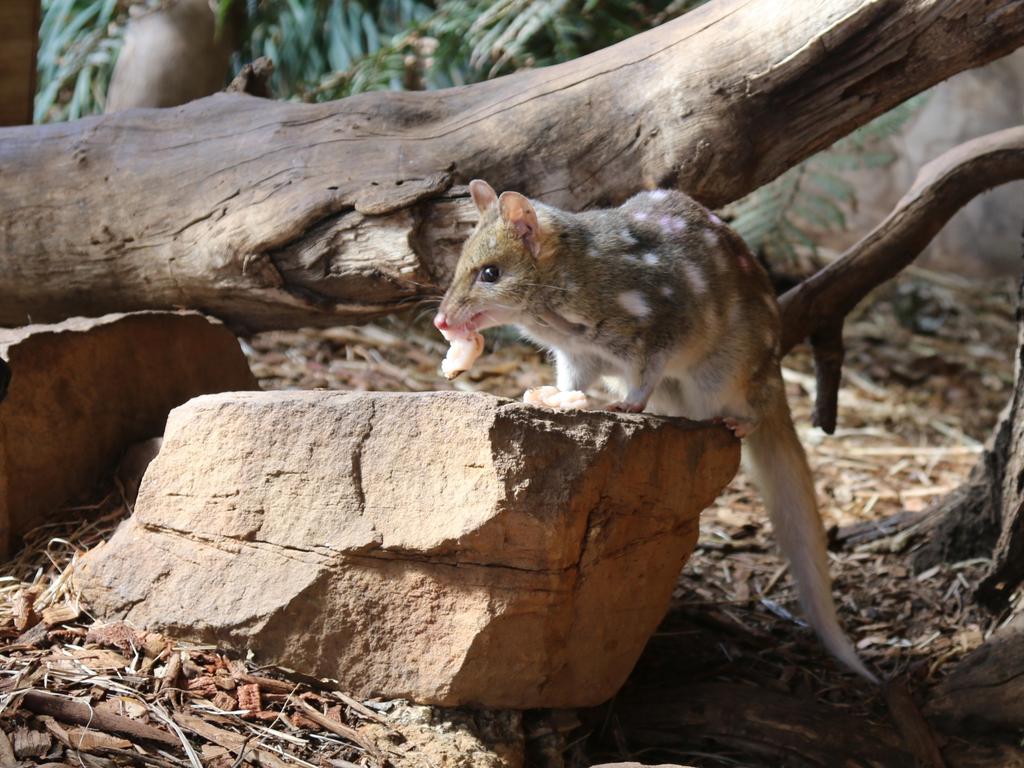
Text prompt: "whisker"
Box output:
[[396, 277, 444, 290], [408, 298, 442, 309], [396, 295, 442, 308], [412, 307, 441, 325]]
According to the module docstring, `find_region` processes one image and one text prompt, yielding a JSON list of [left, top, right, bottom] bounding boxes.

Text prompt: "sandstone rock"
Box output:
[[76, 390, 738, 708], [0, 311, 257, 554]]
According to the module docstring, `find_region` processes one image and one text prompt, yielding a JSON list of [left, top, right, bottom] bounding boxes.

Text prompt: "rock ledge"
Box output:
[[77, 390, 738, 708]]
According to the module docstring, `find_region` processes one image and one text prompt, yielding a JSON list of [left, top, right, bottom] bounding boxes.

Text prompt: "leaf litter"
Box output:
[[0, 269, 1019, 766]]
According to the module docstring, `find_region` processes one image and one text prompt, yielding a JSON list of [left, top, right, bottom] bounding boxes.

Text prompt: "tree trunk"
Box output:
[[607, 680, 1024, 767], [104, 0, 243, 113], [915, 258, 1024, 609], [0, 0, 39, 126], [928, 613, 1024, 731], [1, 0, 1022, 332]]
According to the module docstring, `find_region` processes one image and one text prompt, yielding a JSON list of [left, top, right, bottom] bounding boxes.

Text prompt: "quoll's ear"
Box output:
[[498, 191, 542, 259], [468, 179, 498, 214]]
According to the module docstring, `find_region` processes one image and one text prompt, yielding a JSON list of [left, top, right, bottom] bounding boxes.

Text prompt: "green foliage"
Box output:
[[238, 0, 426, 99], [237, 0, 707, 101], [37, 0, 705, 118], [726, 95, 927, 266], [35, 0, 132, 122]]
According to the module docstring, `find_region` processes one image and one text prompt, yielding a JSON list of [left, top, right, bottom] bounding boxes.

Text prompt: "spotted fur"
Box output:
[[437, 180, 877, 684]]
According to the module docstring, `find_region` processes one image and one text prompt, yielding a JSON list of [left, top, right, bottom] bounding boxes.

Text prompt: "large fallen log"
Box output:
[[1, 0, 1022, 332], [912, 231, 1024, 606]]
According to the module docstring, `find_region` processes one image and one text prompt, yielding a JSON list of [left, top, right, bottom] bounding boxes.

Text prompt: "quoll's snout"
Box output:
[[433, 311, 449, 332]]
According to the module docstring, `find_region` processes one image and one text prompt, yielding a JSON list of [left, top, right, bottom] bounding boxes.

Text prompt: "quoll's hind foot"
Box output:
[[523, 386, 590, 410], [604, 400, 646, 414], [711, 415, 757, 438]]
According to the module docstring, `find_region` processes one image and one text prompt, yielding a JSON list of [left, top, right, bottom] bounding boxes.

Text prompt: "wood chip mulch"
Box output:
[[1, 266, 1020, 767]]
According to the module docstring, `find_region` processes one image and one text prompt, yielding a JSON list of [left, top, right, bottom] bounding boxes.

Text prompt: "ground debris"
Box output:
[[0, 497, 525, 766], [13, 725, 51, 759], [1, 272, 1019, 767]]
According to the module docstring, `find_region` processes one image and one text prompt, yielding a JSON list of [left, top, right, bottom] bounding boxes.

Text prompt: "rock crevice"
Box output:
[[0, 311, 257, 555]]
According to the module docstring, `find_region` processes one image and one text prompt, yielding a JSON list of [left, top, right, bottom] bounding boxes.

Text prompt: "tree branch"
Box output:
[[779, 126, 1024, 432], [1, 0, 1023, 331]]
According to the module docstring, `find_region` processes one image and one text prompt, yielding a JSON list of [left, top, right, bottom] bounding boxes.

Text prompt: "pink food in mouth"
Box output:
[[439, 325, 485, 380]]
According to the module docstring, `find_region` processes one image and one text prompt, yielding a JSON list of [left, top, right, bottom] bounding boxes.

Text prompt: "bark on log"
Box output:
[[612, 682, 1011, 767], [1, 0, 1023, 332], [0, 358, 9, 402], [928, 614, 1024, 732], [613, 681, 920, 766], [602, 606, 1024, 767], [778, 127, 1024, 432], [913, 252, 1024, 607]]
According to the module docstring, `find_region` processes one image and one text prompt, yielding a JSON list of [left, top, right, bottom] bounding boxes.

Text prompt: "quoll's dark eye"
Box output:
[[478, 265, 501, 283]]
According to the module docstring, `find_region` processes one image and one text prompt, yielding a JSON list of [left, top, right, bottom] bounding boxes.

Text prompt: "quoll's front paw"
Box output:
[[711, 416, 757, 438], [523, 386, 590, 410]]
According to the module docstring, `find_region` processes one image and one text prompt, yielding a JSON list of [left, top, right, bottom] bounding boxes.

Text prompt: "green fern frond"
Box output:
[[726, 93, 927, 266], [297, 0, 708, 101]]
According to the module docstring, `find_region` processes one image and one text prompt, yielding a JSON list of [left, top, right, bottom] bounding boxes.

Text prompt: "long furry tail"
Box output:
[[744, 379, 878, 683]]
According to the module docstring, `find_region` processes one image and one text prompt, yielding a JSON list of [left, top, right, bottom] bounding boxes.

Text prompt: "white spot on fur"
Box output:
[[702, 229, 719, 248], [643, 252, 659, 265], [660, 286, 674, 298], [649, 190, 668, 201], [683, 262, 707, 295], [708, 212, 723, 225], [633, 211, 649, 222], [488, 234, 497, 248], [588, 247, 599, 260], [617, 290, 651, 318], [659, 215, 686, 234], [620, 229, 637, 246]]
